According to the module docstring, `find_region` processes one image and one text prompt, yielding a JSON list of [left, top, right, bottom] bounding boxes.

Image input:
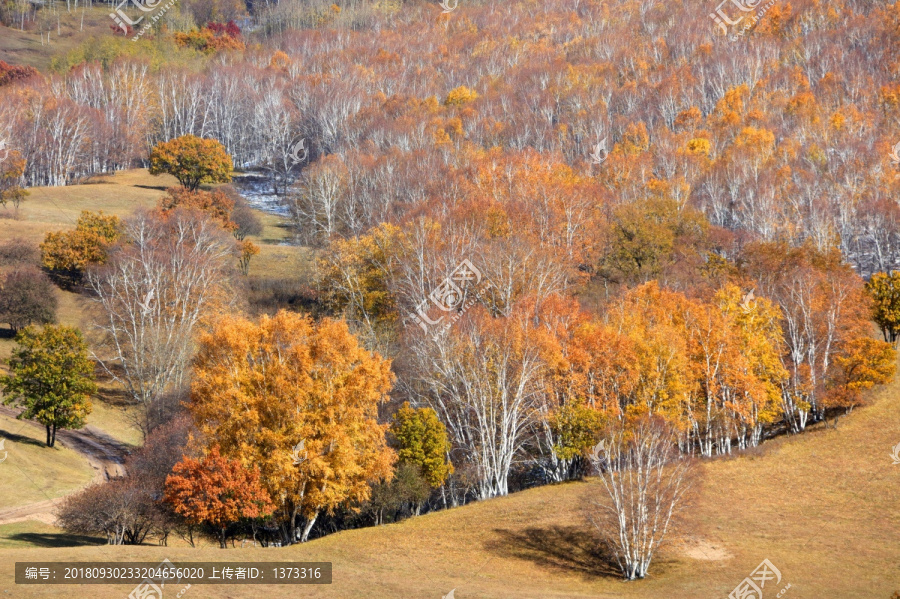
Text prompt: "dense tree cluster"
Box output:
[[8, 0, 900, 568], [1, 0, 899, 274]]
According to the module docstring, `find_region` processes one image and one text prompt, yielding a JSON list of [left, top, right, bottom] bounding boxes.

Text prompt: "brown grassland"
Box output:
[[0, 367, 898, 597], [0, 172, 897, 598]]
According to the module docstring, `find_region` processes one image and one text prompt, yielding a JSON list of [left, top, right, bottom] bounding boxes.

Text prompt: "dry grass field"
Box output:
[[0, 172, 898, 598], [0, 412, 93, 512], [0, 363, 897, 598]]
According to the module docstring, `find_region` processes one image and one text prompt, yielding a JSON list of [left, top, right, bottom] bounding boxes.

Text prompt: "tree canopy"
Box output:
[[40, 211, 121, 286], [189, 310, 396, 542], [164, 446, 274, 548], [1, 325, 96, 447], [149, 134, 233, 191]]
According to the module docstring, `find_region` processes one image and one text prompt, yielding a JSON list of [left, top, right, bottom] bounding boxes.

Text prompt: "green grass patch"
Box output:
[[0, 412, 94, 512], [0, 521, 103, 549]]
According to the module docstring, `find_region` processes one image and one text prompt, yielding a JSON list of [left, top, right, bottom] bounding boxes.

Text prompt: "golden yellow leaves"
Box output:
[[190, 311, 396, 518], [445, 85, 479, 107]]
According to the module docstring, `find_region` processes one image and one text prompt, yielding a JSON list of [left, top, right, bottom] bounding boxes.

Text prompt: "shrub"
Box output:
[[40, 211, 121, 287], [57, 478, 162, 545], [367, 462, 432, 524], [228, 192, 263, 240], [0, 60, 39, 86], [149, 135, 233, 191], [0, 238, 40, 269], [158, 187, 236, 231], [173, 27, 246, 54], [0, 268, 57, 332]]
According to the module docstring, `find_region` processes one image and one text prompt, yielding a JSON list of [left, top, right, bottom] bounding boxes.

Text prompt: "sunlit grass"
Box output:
[[0, 412, 93, 512], [0, 362, 897, 598]]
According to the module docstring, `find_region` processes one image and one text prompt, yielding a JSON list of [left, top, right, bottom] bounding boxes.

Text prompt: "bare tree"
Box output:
[[0, 268, 57, 332], [587, 416, 694, 580], [86, 209, 238, 434], [287, 154, 348, 244], [57, 478, 159, 545], [411, 309, 544, 499]]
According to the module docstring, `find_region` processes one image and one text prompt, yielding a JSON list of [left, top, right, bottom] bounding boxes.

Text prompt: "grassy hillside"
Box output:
[[0, 412, 93, 512], [0, 169, 171, 447], [0, 7, 127, 72], [0, 359, 897, 598], [0, 169, 311, 448], [1, 171, 897, 598]]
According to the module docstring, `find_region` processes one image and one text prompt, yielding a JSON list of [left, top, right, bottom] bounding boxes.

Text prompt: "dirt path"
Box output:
[[0, 406, 130, 526]]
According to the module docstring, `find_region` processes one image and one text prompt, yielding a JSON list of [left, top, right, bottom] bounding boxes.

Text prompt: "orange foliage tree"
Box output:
[[165, 446, 274, 548], [149, 135, 233, 191], [189, 310, 395, 543], [40, 211, 122, 286], [0, 149, 27, 211], [158, 187, 236, 231]]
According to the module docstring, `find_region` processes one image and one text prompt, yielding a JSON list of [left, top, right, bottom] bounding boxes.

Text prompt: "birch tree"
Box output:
[[86, 209, 237, 432], [587, 416, 694, 580], [411, 307, 544, 499]]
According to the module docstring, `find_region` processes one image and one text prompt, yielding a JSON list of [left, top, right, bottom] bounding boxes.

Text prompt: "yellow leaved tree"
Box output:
[[189, 310, 396, 543]]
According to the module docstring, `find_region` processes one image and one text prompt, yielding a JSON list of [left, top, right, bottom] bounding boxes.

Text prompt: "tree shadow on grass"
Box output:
[[485, 525, 621, 580], [133, 183, 172, 191], [6, 532, 105, 548], [0, 425, 47, 449]]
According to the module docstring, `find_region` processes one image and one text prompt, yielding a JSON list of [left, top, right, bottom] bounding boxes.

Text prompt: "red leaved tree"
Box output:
[[164, 446, 274, 548]]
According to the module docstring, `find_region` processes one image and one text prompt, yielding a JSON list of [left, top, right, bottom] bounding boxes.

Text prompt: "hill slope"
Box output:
[[1, 358, 898, 598], [0, 172, 897, 598]]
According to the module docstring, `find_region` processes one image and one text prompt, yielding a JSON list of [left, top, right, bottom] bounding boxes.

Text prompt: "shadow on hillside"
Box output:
[[133, 184, 172, 191], [485, 525, 620, 579], [6, 532, 105, 548], [94, 385, 133, 408], [0, 425, 47, 449]]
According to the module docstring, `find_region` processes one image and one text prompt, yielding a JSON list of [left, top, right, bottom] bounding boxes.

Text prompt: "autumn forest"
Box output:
[[0, 0, 899, 593]]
